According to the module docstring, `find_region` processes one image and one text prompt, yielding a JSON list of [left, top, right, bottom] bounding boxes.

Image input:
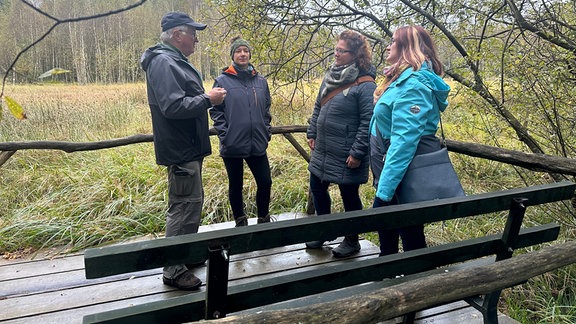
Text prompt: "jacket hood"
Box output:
[[140, 43, 185, 72], [361, 65, 378, 80], [396, 62, 450, 112]]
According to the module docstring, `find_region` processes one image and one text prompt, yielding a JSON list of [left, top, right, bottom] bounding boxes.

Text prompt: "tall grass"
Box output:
[[1, 83, 575, 323], [0, 83, 355, 251]]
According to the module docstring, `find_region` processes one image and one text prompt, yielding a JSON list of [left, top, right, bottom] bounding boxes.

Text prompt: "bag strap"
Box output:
[[438, 112, 446, 146], [374, 124, 388, 157], [320, 75, 375, 107]]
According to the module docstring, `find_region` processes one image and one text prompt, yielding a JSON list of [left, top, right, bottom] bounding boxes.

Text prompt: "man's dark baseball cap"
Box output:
[[161, 12, 207, 32]]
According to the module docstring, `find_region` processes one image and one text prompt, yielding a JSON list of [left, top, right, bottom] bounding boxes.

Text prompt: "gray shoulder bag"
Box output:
[[376, 112, 465, 204]]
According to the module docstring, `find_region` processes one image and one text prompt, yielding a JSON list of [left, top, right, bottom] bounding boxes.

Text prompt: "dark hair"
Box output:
[[338, 30, 372, 72], [392, 25, 443, 75]]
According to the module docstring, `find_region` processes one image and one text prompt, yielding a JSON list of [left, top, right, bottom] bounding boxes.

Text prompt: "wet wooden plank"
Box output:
[[412, 301, 520, 324], [1, 213, 380, 323], [1, 293, 190, 324], [0, 254, 85, 281], [0, 211, 523, 324], [1, 240, 379, 321]]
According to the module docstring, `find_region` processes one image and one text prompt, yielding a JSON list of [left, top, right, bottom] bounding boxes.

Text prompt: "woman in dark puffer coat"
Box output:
[[305, 30, 376, 258]]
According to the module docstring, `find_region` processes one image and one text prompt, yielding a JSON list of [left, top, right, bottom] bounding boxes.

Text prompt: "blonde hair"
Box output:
[[374, 26, 443, 102]]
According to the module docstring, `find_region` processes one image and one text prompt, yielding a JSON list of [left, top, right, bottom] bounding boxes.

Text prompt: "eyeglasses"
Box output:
[[334, 48, 352, 54]]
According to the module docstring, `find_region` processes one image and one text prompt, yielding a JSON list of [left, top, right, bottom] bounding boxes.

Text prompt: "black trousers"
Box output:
[[223, 154, 272, 219], [309, 172, 363, 215]]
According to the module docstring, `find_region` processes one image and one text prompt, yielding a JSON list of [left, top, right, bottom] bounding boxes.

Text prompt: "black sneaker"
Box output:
[[235, 216, 248, 227], [163, 270, 202, 290], [305, 240, 325, 249], [332, 239, 361, 258]]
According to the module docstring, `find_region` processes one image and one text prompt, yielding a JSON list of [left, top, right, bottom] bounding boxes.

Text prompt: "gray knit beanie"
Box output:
[[230, 37, 252, 59]]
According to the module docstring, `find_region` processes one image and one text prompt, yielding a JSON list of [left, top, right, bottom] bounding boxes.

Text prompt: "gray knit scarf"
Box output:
[[320, 63, 360, 98]]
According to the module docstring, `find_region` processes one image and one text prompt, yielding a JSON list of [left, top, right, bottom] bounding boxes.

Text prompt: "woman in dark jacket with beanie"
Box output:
[[210, 37, 273, 227], [305, 30, 376, 257]]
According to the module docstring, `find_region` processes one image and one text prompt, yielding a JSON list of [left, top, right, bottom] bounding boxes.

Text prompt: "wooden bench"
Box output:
[[82, 181, 576, 324]]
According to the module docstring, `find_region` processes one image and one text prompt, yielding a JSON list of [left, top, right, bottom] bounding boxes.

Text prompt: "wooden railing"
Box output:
[[2, 125, 576, 177]]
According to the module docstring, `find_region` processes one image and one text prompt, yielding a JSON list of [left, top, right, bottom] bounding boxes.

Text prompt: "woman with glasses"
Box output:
[[305, 30, 376, 258]]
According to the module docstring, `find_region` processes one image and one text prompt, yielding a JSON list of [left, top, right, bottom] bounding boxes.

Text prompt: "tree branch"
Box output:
[[505, 0, 576, 53]]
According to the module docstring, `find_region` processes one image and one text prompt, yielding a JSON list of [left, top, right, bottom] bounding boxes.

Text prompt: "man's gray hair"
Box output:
[[160, 25, 189, 43]]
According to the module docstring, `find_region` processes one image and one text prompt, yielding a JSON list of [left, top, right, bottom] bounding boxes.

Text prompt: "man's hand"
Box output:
[[207, 87, 227, 105]]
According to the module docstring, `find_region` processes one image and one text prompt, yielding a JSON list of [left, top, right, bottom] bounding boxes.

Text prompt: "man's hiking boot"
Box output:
[[163, 270, 202, 290]]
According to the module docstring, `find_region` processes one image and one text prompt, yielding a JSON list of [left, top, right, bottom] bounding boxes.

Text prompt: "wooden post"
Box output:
[[206, 244, 230, 320], [281, 133, 315, 215], [0, 150, 16, 168]]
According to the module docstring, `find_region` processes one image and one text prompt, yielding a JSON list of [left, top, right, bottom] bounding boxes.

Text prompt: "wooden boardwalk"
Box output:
[[0, 212, 519, 324]]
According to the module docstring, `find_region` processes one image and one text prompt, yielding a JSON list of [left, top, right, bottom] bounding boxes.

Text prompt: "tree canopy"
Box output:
[[208, 0, 576, 161]]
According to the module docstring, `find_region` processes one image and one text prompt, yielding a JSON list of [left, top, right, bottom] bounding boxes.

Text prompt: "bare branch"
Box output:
[[1, 0, 148, 97], [505, 0, 576, 53]]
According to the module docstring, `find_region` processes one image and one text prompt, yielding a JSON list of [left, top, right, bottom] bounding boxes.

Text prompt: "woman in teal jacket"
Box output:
[[370, 25, 450, 256]]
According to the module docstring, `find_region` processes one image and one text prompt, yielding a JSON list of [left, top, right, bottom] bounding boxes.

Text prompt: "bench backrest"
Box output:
[[82, 181, 575, 323], [84, 181, 576, 279]]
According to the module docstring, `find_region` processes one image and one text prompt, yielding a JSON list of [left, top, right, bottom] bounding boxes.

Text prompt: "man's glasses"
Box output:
[[334, 48, 352, 54]]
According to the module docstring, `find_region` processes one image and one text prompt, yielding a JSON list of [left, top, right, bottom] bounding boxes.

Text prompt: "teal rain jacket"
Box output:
[[370, 62, 450, 201]]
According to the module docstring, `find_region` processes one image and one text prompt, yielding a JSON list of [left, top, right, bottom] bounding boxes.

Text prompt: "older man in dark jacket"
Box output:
[[140, 12, 226, 290]]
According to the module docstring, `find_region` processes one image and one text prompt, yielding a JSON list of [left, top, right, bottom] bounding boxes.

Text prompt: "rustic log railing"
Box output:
[[210, 240, 576, 323], [1, 125, 576, 176], [2, 124, 576, 213]]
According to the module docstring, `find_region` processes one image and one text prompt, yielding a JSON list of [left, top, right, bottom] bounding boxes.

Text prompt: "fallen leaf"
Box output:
[[4, 95, 27, 120]]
